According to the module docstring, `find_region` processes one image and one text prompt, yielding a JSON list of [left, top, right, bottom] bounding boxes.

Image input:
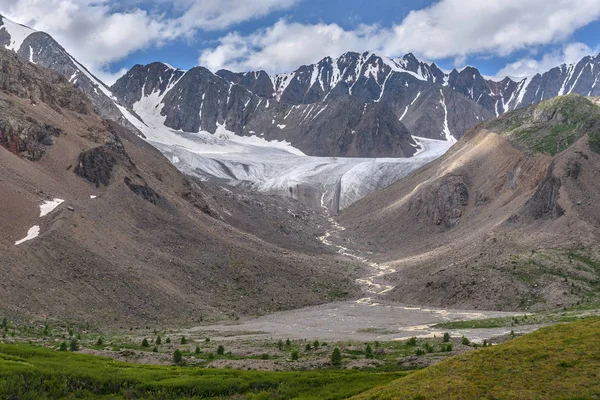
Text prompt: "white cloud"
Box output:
[[0, 0, 298, 83], [496, 42, 599, 79], [198, 20, 386, 72], [199, 0, 600, 73], [384, 0, 600, 60]]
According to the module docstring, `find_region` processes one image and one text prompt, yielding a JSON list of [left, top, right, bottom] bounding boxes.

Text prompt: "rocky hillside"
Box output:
[[0, 48, 359, 326], [340, 94, 600, 311]]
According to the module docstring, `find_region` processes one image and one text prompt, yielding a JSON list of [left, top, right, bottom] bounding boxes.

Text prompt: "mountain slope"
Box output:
[[0, 14, 141, 134], [111, 62, 418, 158], [0, 48, 358, 326], [354, 317, 600, 400], [340, 94, 600, 311]]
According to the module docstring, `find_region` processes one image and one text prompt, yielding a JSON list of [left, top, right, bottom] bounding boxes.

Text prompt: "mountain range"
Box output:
[[5, 14, 600, 159]]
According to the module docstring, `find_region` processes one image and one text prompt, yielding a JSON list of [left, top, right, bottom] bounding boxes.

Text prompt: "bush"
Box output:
[[173, 349, 183, 364], [261, 353, 270, 360], [424, 343, 434, 353], [285, 339, 291, 347], [59, 342, 67, 351], [443, 333, 451, 342], [365, 344, 374, 359], [277, 339, 284, 350], [195, 346, 201, 355], [69, 339, 78, 352], [331, 348, 342, 366], [313, 340, 319, 348], [407, 337, 417, 346], [415, 348, 425, 356], [291, 351, 299, 361], [217, 345, 225, 355], [462, 337, 470, 346], [181, 336, 187, 345], [443, 344, 453, 352], [165, 337, 171, 344], [156, 336, 162, 345], [141, 338, 149, 347], [305, 343, 311, 351], [152, 346, 158, 353], [205, 337, 210, 343], [96, 337, 103, 346]]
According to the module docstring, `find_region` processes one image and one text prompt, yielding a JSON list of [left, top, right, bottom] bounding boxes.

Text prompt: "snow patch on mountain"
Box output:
[[1, 16, 36, 52]]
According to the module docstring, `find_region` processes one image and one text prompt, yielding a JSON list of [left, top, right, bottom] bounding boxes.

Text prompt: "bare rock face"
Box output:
[[409, 175, 469, 229], [518, 165, 564, 221]]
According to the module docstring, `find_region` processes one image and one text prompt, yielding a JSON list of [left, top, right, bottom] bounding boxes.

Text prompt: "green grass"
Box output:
[[0, 343, 406, 399], [485, 94, 600, 156], [353, 317, 600, 399]]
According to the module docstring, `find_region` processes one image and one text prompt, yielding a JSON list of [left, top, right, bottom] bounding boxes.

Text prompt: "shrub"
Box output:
[[217, 345, 225, 355], [180, 336, 187, 345], [141, 338, 149, 347], [407, 337, 417, 346], [96, 337, 103, 346], [365, 344, 374, 359], [59, 342, 67, 351], [415, 348, 425, 356], [165, 337, 171, 344], [195, 346, 201, 355], [424, 343, 434, 353], [205, 337, 210, 343], [69, 339, 78, 352], [152, 346, 158, 353], [291, 351, 299, 361], [305, 343, 311, 351], [173, 349, 183, 364], [443, 344, 453, 352], [285, 339, 291, 347], [462, 337, 470, 346], [443, 333, 451, 342], [277, 339, 284, 350], [156, 336, 162, 345], [313, 340, 320, 348], [331, 348, 342, 366]]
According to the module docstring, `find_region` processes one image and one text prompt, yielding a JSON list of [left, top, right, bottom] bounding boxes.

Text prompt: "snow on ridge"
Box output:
[[1, 16, 36, 52], [40, 198, 64, 217]]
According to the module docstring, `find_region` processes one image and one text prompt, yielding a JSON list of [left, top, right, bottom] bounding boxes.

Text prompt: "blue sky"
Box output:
[[3, 0, 600, 84]]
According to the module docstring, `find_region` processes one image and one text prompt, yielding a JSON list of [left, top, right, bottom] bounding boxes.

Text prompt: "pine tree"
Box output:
[[331, 347, 342, 366], [173, 349, 183, 364]]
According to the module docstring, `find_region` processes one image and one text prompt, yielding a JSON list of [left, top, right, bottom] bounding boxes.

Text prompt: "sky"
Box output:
[[1, 0, 600, 85]]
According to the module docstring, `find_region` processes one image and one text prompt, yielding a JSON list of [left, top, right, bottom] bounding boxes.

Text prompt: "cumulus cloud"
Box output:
[[199, 0, 600, 74], [0, 0, 298, 84], [496, 42, 599, 79], [198, 20, 386, 72]]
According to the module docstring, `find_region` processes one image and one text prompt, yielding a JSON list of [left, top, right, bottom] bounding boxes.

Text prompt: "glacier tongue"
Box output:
[[118, 90, 453, 213]]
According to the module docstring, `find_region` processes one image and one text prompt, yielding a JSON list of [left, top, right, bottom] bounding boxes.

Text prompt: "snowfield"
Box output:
[[118, 87, 453, 213]]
